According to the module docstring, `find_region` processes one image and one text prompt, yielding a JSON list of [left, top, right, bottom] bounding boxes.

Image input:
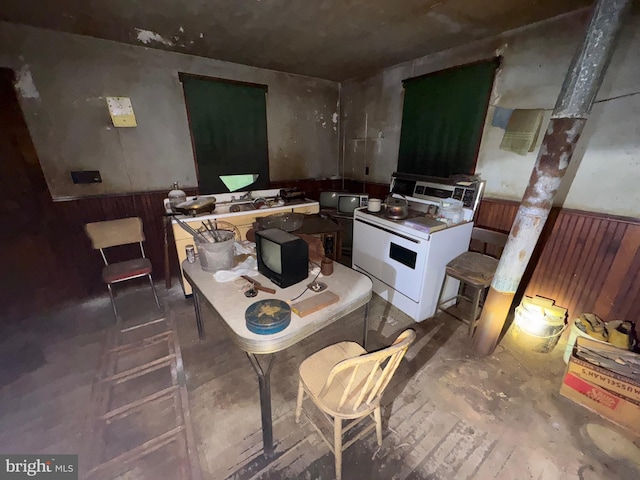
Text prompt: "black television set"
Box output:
[[255, 228, 309, 288]]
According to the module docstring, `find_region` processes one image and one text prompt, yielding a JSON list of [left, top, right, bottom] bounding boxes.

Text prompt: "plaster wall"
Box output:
[[0, 22, 340, 199], [340, 10, 640, 217]]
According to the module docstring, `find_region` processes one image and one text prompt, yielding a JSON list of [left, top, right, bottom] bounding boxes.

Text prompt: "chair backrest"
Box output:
[[470, 227, 508, 258], [320, 329, 416, 414], [85, 217, 145, 250]]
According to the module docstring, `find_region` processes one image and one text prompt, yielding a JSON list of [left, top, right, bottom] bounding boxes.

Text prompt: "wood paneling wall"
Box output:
[[7, 188, 198, 321], [475, 198, 640, 323], [58, 187, 199, 281], [7, 178, 639, 328]]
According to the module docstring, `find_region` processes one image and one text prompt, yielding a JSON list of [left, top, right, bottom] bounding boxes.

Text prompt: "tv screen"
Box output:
[[337, 194, 368, 216], [255, 228, 309, 288], [260, 237, 282, 274], [319, 191, 344, 209]]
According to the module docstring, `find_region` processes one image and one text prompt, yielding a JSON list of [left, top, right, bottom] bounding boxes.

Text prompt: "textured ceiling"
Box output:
[[0, 0, 592, 80]]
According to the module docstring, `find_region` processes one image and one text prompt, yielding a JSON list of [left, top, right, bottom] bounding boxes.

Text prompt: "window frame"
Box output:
[[178, 72, 270, 194]]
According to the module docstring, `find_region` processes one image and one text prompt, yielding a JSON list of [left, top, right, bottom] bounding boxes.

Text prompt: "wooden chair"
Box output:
[[295, 329, 416, 480], [85, 217, 160, 320], [435, 227, 508, 337]]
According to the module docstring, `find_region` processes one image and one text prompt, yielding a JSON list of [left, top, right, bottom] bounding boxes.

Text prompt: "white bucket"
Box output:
[[367, 198, 382, 212], [562, 319, 610, 364]]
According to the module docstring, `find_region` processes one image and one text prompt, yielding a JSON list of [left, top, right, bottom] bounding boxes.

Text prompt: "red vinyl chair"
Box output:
[[85, 217, 160, 320]]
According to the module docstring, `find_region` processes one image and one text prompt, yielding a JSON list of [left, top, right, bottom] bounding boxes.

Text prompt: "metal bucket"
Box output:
[[510, 305, 567, 353], [195, 231, 234, 272]]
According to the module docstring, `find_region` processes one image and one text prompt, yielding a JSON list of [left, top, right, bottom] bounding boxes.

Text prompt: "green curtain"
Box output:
[[181, 76, 270, 194], [397, 60, 498, 178]]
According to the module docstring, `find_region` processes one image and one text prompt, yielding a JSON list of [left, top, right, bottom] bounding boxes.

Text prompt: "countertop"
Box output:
[[170, 198, 319, 223]]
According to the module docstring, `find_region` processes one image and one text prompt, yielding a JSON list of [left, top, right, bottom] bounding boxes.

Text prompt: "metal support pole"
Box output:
[[472, 0, 632, 356]]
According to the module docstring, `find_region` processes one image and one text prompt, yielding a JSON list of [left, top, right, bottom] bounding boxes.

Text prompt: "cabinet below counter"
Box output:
[[172, 200, 319, 295]]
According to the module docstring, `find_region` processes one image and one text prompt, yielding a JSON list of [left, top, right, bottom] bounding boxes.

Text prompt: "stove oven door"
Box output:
[[353, 218, 428, 302]]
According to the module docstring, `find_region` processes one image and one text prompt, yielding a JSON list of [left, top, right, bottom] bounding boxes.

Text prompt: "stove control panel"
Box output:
[[452, 187, 479, 208], [390, 173, 485, 212]]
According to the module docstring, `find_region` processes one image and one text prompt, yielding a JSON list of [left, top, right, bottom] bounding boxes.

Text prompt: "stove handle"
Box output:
[[354, 218, 422, 244]]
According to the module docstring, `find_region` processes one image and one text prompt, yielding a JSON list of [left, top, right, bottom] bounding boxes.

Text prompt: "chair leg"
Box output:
[[334, 417, 342, 480], [106, 283, 118, 321], [456, 278, 465, 303], [295, 380, 304, 423], [469, 288, 483, 337], [148, 274, 161, 309], [374, 407, 383, 447]]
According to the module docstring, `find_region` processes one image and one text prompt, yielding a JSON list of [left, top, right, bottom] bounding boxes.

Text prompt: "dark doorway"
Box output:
[[0, 68, 71, 322]]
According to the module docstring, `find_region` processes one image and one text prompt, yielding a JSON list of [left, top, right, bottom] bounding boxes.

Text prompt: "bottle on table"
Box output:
[[168, 182, 186, 212]]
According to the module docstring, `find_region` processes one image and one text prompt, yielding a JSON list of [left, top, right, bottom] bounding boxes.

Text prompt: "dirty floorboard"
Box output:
[[1, 280, 639, 479]]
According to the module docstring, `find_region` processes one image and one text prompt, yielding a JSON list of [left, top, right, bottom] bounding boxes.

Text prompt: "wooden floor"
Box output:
[[1, 280, 639, 480]]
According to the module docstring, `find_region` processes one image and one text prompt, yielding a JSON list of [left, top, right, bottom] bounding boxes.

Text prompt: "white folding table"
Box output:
[[182, 260, 373, 456]]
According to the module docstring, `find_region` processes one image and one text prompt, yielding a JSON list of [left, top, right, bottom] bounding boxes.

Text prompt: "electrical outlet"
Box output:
[[71, 170, 102, 184]]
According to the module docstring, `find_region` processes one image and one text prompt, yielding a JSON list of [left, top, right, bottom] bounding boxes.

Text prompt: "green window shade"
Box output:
[[397, 60, 498, 178], [181, 76, 270, 194]]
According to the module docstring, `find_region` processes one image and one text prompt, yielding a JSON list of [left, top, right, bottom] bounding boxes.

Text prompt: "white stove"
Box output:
[[352, 172, 484, 322]]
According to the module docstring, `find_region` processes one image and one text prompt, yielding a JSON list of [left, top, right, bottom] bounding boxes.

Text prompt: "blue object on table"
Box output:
[[245, 299, 292, 335]]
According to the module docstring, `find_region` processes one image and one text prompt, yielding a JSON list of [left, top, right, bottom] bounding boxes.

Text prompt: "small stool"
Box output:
[[435, 251, 499, 337]]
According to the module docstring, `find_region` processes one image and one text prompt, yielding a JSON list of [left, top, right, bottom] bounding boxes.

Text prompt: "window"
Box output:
[[180, 74, 270, 194], [397, 59, 499, 178]]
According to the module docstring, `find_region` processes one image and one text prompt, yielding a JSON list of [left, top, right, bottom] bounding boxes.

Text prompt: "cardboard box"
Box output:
[[560, 373, 640, 434], [566, 354, 640, 402], [561, 336, 640, 434], [570, 337, 640, 401]]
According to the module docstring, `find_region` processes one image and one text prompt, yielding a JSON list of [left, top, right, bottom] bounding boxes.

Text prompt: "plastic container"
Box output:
[[439, 199, 464, 225], [195, 231, 235, 272], [367, 198, 382, 212], [562, 318, 620, 364], [564, 320, 589, 363]]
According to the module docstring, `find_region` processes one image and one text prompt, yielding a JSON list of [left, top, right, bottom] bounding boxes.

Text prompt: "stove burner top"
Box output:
[[364, 207, 437, 222]]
